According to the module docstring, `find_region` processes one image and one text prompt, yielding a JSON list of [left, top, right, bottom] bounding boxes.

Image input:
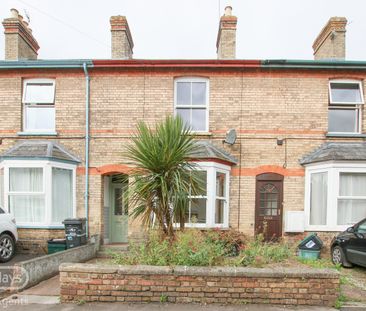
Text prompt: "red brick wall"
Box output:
[[60, 264, 339, 306]]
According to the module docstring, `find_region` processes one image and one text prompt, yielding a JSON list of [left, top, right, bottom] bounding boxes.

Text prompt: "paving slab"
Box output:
[[2, 294, 59, 305], [20, 274, 59, 296], [341, 302, 366, 310]]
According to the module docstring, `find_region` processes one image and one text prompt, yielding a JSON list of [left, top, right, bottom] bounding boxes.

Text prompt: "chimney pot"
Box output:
[[18, 14, 23, 22], [224, 6, 232, 16], [10, 8, 19, 18]]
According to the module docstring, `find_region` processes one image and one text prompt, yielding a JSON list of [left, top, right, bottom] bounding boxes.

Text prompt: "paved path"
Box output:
[[0, 301, 336, 311], [21, 275, 60, 296]]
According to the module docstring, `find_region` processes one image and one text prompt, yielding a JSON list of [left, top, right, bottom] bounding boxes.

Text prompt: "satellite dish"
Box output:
[[224, 129, 237, 145]]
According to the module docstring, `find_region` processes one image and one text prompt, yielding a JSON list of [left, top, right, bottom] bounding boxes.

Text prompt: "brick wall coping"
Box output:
[[59, 263, 339, 279]]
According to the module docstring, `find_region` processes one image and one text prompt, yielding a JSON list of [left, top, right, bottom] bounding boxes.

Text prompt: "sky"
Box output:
[[0, 0, 365, 60]]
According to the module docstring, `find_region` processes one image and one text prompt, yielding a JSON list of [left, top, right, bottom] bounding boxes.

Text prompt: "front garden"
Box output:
[[60, 231, 340, 306], [110, 229, 307, 269]]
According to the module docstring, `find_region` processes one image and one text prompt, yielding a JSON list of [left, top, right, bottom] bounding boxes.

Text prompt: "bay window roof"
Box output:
[[190, 141, 238, 165], [300, 142, 366, 165], [0, 141, 80, 164]]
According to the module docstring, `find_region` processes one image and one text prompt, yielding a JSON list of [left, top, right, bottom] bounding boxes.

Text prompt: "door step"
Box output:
[[97, 244, 129, 258]]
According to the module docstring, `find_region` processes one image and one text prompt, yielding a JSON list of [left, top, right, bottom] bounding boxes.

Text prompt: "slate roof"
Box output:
[[0, 141, 81, 164], [300, 142, 366, 165], [190, 140, 238, 165]]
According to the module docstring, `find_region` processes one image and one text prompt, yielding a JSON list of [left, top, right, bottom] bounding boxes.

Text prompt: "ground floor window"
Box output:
[[305, 162, 366, 231], [0, 160, 76, 227], [184, 162, 230, 228]]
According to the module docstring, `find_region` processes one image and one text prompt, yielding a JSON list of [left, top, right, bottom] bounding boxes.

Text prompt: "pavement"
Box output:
[[0, 301, 337, 311]]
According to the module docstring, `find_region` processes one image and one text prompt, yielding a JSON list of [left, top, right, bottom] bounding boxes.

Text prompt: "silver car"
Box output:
[[0, 208, 18, 262]]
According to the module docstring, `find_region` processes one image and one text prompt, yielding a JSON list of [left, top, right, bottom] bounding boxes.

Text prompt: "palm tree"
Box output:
[[126, 116, 202, 238]]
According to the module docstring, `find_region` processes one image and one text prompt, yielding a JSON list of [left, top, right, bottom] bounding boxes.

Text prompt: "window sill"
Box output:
[[17, 225, 64, 229], [305, 225, 349, 232], [326, 133, 366, 138], [17, 131, 58, 137], [190, 132, 213, 136]]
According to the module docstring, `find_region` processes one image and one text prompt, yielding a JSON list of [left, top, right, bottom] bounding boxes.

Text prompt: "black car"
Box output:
[[331, 218, 366, 268]]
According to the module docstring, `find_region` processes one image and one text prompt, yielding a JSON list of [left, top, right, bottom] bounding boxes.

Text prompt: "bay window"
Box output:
[[22, 79, 56, 133], [328, 80, 364, 134], [174, 77, 209, 132], [305, 163, 366, 231], [0, 160, 76, 227], [184, 162, 230, 228]]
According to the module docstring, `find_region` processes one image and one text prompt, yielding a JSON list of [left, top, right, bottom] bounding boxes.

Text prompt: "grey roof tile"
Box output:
[[300, 142, 366, 165], [190, 140, 238, 165], [0, 140, 81, 163]]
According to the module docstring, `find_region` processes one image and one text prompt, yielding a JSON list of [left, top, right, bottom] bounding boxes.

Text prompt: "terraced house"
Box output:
[[1, 7, 366, 253]]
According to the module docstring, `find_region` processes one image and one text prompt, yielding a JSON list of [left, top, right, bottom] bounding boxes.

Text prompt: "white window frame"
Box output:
[[328, 79, 364, 134], [174, 77, 209, 133], [22, 78, 56, 133], [182, 161, 230, 229], [0, 160, 76, 228], [304, 161, 366, 231]]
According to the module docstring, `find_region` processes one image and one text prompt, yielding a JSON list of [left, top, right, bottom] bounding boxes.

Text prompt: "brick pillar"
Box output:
[[2, 8, 40, 60], [110, 15, 134, 59], [313, 17, 347, 60], [216, 6, 237, 59]]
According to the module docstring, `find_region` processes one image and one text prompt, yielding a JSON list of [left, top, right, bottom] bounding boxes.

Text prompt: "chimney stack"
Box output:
[[110, 15, 134, 59], [216, 6, 237, 59], [2, 8, 40, 60], [313, 17, 347, 60]]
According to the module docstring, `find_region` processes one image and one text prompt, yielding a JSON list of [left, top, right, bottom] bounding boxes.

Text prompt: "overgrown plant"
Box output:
[[111, 230, 238, 267], [125, 116, 203, 238], [238, 235, 293, 267]]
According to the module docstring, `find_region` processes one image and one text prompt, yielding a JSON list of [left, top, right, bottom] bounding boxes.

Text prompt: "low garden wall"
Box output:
[[13, 235, 100, 289], [59, 264, 339, 306]]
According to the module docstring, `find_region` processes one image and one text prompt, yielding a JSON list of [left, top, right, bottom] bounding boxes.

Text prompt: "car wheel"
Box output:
[[332, 245, 353, 268], [0, 234, 15, 263]]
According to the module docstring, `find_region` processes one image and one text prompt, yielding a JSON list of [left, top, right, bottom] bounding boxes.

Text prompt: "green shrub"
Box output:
[[171, 230, 224, 266], [111, 230, 295, 268], [111, 232, 171, 265], [238, 235, 293, 267], [205, 229, 246, 257], [111, 229, 242, 266]]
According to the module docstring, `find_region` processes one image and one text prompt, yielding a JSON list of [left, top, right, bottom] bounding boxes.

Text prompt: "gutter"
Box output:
[[262, 59, 366, 70], [83, 62, 90, 238], [1, 59, 366, 70], [0, 59, 93, 69]]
